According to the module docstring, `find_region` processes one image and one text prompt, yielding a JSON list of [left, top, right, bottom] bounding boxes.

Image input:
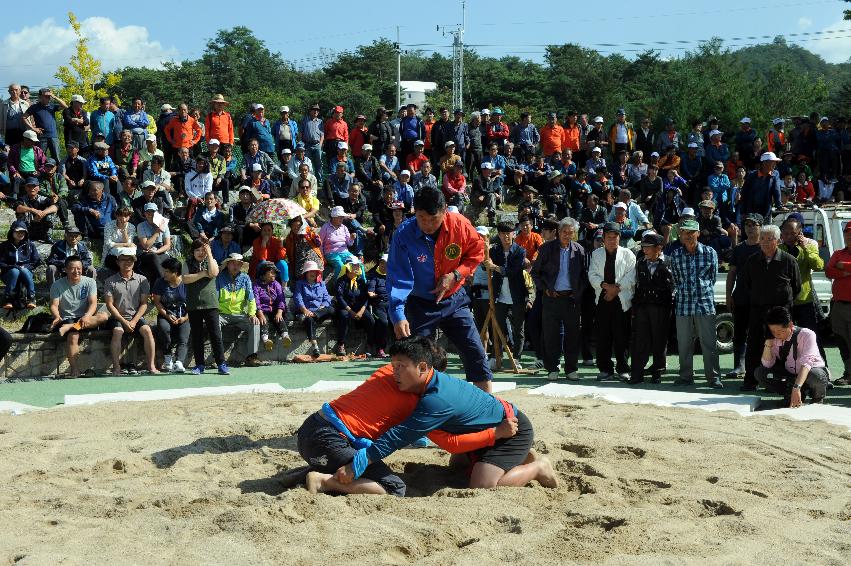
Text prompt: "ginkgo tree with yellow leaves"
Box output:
[[54, 12, 121, 112]]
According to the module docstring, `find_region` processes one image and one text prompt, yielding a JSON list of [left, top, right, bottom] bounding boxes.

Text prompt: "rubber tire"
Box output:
[[715, 312, 734, 354]]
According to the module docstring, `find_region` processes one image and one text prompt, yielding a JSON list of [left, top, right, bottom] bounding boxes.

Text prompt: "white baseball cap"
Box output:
[[362, 143, 373, 151], [207, 138, 220, 146], [337, 141, 348, 150], [593, 116, 604, 123], [650, 151, 660, 157], [380, 254, 389, 262], [330, 206, 347, 218], [279, 105, 290, 113], [681, 207, 696, 217], [145, 134, 157, 142], [760, 151, 781, 162], [772, 117, 784, 125], [614, 202, 628, 210], [251, 163, 263, 172], [255, 103, 265, 110], [708, 129, 722, 137], [475, 226, 490, 236], [591, 147, 602, 154], [399, 169, 411, 177], [161, 104, 174, 112], [481, 108, 491, 115], [687, 142, 699, 148], [481, 162, 494, 169], [70, 94, 86, 103], [740, 117, 752, 124]]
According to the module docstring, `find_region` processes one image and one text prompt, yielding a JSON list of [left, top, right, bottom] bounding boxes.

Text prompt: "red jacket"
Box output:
[[164, 116, 202, 148], [434, 211, 483, 296], [249, 236, 286, 277]]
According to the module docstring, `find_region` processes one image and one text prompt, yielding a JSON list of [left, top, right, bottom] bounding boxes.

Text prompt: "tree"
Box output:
[[845, 0, 851, 19], [54, 12, 121, 111]]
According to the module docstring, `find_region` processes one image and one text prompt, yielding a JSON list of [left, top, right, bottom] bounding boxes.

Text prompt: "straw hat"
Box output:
[[210, 94, 229, 105]]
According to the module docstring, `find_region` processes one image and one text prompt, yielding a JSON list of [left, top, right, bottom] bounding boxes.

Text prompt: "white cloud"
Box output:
[[806, 19, 851, 64], [0, 17, 178, 87], [798, 17, 813, 29]]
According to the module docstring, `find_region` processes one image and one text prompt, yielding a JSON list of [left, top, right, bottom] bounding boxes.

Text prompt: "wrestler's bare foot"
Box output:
[[58, 323, 75, 337], [536, 456, 559, 488], [305, 471, 328, 494]]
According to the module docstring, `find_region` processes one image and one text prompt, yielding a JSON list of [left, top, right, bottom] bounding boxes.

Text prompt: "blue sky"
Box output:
[[1, 0, 849, 88]]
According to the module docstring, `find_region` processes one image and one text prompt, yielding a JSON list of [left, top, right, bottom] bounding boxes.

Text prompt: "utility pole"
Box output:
[[439, 1, 466, 111], [395, 26, 401, 112]]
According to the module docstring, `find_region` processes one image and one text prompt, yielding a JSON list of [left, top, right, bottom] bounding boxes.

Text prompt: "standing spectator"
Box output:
[[735, 118, 757, 156], [123, 98, 150, 150], [216, 253, 264, 367], [740, 152, 782, 220], [485, 107, 510, 149], [23, 87, 67, 170], [628, 232, 673, 384], [0, 221, 41, 309], [757, 306, 829, 407], [669, 218, 723, 388], [588, 222, 635, 381], [48, 255, 110, 378], [1, 83, 30, 145], [135, 203, 172, 286], [531, 217, 586, 380], [348, 114, 368, 160], [293, 260, 334, 357], [368, 107, 393, 162], [62, 94, 89, 151], [72, 181, 117, 239], [164, 104, 203, 155], [541, 113, 566, 159], [273, 105, 299, 156], [104, 250, 159, 375], [511, 112, 540, 162], [465, 111, 485, 176], [184, 240, 228, 375], [367, 253, 391, 358], [300, 104, 325, 179], [430, 108, 451, 168], [46, 225, 95, 286], [635, 117, 656, 159], [826, 223, 851, 386], [156, 103, 176, 168], [608, 109, 634, 154], [253, 261, 291, 350], [656, 118, 680, 154], [398, 104, 424, 162], [152, 257, 189, 373], [725, 214, 763, 379], [242, 104, 275, 156], [484, 221, 531, 366], [89, 96, 116, 145], [323, 105, 349, 169], [387, 187, 492, 391], [206, 94, 234, 146], [740, 224, 801, 391], [333, 257, 376, 356]]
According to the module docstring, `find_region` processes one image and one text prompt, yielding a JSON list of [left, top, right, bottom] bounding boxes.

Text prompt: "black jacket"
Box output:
[[633, 257, 674, 307], [489, 243, 528, 304], [531, 239, 587, 296], [743, 249, 802, 307]]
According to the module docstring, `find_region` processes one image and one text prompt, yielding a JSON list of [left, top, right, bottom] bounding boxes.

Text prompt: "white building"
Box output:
[[399, 81, 437, 110]]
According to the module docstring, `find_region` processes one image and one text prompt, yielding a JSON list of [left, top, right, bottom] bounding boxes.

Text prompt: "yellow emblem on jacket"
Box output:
[[444, 243, 462, 260]]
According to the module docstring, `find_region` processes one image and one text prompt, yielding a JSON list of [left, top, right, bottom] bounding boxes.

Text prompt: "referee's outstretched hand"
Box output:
[[394, 320, 411, 339], [431, 273, 456, 302]]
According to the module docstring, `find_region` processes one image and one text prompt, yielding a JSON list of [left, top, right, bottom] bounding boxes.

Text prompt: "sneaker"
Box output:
[[162, 355, 173, 372], [547, 371, 560, 381], [534, 359, 545, 369], [281, 333, 292, 348], [173, 361, 186, 373], [488, 357, 497, 370], [191, 365, 205, 375], [310, 345, 320, 358], [25, 301, 37, 310], [376, 349, 388, 358], [263, 336, 274, 351], [217, 363, 231, 375], [725, 367, 744, 379], [709, 379, 724, 389], [566, 371, 580, 381], [618, 372, 631, 382], [596, 372, 613, 381], [245, 355, 266, 367], [650, 374, 662, 384], [334, 345, 346, 357], [833, 376, 851, 386]]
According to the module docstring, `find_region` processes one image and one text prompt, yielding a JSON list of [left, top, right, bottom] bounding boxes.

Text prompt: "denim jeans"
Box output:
[[2, 266, 35, 298]]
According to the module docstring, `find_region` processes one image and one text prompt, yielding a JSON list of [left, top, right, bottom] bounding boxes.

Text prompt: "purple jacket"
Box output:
[[8, 143, 47, 177], [253, 279, 286, 314]]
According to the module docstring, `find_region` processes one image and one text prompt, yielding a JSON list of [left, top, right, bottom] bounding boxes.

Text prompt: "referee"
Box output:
[[387, 187, 494, 392]]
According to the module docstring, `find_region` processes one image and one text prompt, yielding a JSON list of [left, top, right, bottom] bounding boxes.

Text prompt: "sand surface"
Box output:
[[1, 390, 850, 565]]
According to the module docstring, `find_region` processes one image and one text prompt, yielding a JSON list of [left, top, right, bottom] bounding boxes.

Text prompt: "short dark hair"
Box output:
[[388, 336, 445, 370], [518, 213, 531, 224], [64, 255, 83, 268], [765, 306, 792, 327], [191, 239, 207, 251], [151, 155, 165, 165], [542, 218, 559, 232], [161, 257, 182, 274], [413, 186, 445, 215], [496, 221, 515, 233]]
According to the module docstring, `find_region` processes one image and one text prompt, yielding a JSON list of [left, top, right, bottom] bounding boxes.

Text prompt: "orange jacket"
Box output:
[[164, 116, 202, 148], [540, 124, 566, 156], [515, 231, 543, 260], [330, 365, 496, 452], [563, 124, 581, 152], [249, 236, 286, 277], [205, 111, 234, 145], [766, 129, 786, 154]]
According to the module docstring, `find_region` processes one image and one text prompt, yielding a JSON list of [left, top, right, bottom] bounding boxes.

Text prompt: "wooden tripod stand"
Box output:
[[477, 245, 528, 374]]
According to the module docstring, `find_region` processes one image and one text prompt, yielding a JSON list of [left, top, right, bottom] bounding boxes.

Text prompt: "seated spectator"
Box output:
[[654, 187, 686, 243], [141, 154, 172, 196], [87, 141, 121, 197], [172, 146, 196, 196], [46, 224, 95, 286], [253, 261, 291, 350], [48, 255, 110, 378], [212, 224, 241, 263], [406, 140, 429, 173], [341, 182, 370, 258], [114, 130, 140, 182], [289, 162, 318, 200], [191, 191, 227, 242], [230, 187, 261, 246], [333, 257, 375, 356], [757, 306, 829, 407], [579, 193, 608, 244], [139, 134, 164, 168], [366, 253, 390, 358], [320, 207, 358, 281], [72, 180, 118, 239], [104, 250, 159, 375], [183, 240, 228, 375], [136, 203, 172, 286], [325, 161, 354, 206], [392, 169, 415, 213], [516, 186, 544, 232], [411, 159, 438, 194], [380, 144, 400, 183], [185, 156, 212, 219], [39, 158, 69, 215], [248, 162, 273, 201], [284, 215, 324, 286], [697, 199, 730, 256], [795, 170, 815, 203], [152, 257, 189, 373], [293, 260, 334, 358], [293, 177, 322, 228], [215, 253, 264, 367], [132, 180, 173, 224], [117, 177, 140, 211], [63, 141, 88, 194], [610, 202, 636, 245], [442, 161, 467, 209], [473, 162, 504, 223], [8, 130, 47, 194], [14, 176, 59, 242], [0, 221, 41, 310], [102, 207, 136, 272], [249, 222, 289, 283]]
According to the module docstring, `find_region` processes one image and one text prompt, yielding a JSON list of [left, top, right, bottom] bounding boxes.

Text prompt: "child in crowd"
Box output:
[[253, 261, 291, 351]]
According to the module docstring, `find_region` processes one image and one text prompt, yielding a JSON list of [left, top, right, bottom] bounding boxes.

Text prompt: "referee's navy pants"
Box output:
[[405, 288, 493, 383]]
